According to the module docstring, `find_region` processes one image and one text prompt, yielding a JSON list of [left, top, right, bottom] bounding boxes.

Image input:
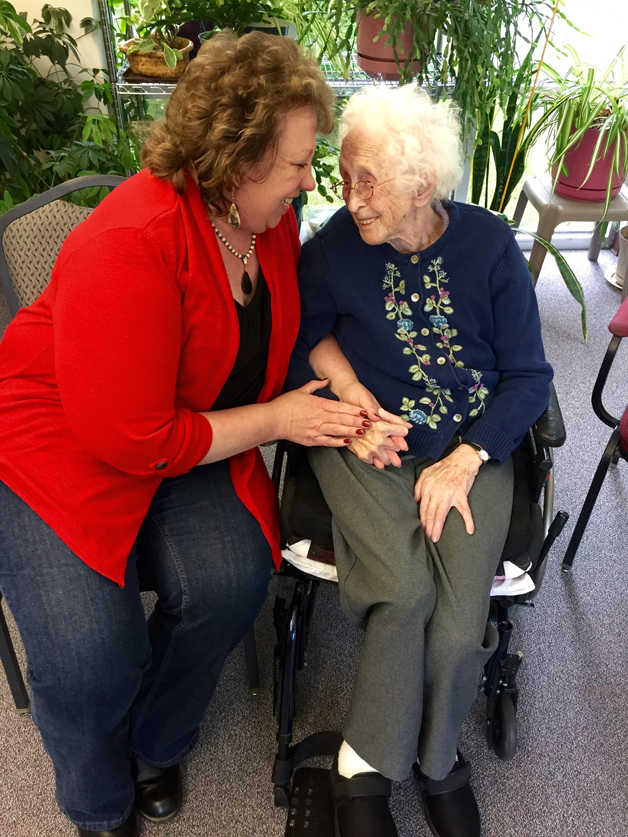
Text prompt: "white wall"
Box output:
[[551, 0, 625, 69]]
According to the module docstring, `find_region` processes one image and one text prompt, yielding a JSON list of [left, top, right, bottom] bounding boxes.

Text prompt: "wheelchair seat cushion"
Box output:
[[280, 447, 333, 552]]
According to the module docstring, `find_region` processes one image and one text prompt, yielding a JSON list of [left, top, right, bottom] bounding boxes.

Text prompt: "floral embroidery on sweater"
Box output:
[[382, 257, 489, 427]]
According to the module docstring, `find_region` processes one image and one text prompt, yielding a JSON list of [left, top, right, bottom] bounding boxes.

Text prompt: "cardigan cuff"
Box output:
[[462, 423, 515, 464]]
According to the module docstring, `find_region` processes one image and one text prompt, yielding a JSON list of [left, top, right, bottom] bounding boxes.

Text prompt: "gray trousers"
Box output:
[[308, 447, 514, 782]]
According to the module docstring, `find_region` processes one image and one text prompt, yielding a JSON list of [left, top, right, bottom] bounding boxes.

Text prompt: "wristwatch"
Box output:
[[462, 441, 490, 464]]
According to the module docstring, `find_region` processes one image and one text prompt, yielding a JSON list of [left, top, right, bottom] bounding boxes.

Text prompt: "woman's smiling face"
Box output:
[[338, 129, 415, 247], [233, 106, 318, 234]]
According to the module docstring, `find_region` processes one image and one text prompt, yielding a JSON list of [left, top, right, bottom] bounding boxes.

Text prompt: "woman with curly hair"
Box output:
[[0, 32, 396, 836]]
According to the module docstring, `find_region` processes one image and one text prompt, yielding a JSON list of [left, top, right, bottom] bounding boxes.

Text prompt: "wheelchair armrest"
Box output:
[[532, 382, 566, 448]]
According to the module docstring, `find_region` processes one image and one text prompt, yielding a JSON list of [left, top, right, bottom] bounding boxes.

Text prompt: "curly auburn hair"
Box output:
[[141, 31, 335, 212]]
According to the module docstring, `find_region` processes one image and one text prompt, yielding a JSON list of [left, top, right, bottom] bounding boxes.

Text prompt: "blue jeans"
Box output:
[[0, 461, 270, 830]]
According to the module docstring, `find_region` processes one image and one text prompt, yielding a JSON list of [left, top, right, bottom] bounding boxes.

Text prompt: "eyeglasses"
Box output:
[[331, 179, 392, 202]]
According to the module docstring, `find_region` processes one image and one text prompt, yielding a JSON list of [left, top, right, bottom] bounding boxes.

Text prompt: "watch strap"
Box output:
[[461, 440, 490, 463]]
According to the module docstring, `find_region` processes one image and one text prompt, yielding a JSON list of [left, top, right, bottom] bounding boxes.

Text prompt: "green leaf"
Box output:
[[516, 227, 587, 341], [80, 16, 98, 34]]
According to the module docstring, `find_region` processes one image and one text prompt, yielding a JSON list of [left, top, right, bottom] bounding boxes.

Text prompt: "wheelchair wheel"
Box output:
[[492, 692, 517, 760]]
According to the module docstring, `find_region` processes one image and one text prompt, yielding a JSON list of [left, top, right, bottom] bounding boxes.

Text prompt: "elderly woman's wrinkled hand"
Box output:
[[271, 379, 371, 447], [348, 408, 412, 469], [413, 445, 482, 542]]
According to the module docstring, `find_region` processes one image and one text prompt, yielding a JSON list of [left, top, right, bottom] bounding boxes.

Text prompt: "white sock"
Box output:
[[337, 740, 378, 778]]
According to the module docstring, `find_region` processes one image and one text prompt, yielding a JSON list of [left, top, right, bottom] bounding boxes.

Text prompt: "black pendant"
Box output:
[[241, 270, 253, 295]]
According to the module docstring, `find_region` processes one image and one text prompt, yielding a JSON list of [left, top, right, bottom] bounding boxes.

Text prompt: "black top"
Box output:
[[212, 272, 272, 410]]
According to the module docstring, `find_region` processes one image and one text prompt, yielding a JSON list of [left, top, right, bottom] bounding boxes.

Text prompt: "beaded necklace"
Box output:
[[210, 221, 256, 295]]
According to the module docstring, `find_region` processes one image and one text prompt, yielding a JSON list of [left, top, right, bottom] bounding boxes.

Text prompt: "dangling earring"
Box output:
[[228, 202, 241, 229]]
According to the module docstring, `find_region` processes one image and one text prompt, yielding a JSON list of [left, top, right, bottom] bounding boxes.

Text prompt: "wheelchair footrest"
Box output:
[[285, 767, 334, 837]]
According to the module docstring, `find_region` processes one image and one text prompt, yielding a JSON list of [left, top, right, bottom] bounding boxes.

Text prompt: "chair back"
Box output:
[[0, 176, 125, 318]]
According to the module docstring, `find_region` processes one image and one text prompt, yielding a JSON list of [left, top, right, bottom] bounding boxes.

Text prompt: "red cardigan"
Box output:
[[0, 170, 301, 585]]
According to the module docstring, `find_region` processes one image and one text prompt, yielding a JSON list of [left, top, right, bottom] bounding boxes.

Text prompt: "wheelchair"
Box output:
[[269, 385, 567, 835]]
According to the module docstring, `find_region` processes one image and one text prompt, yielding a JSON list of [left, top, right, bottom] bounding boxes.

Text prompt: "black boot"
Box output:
[[414, 753, 481, 837], [329, 764, 398, 837], [134, 761, 182, 823], [77, 811, 137, 836]]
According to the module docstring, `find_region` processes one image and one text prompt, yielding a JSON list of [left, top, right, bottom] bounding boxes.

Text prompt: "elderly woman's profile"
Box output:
[[286, 83, 552, 837]]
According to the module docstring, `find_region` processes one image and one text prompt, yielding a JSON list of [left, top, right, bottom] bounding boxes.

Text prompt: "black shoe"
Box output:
[[414, 754, 481, 837], [329, 764, 398, 837], [135, 763, 182, 823], [77, 811, 137, 836]]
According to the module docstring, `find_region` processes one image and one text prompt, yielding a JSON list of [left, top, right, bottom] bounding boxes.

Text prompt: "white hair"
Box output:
[[339, 83, 463, 199]]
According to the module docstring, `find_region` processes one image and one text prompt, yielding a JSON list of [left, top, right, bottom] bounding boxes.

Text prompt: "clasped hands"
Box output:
[[336, 380, 482, 543], [333, 380, 411, 470]]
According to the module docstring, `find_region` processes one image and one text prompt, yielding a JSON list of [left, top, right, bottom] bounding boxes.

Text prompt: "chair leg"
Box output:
[[272, 580, 305, 807], [529, 211, 558, 284], [0, 595, 29, 713], [512, 190, 528, 227], [587, 222, 603, 262], [243, 626, 260, 694], [562, 429, 620, 571]]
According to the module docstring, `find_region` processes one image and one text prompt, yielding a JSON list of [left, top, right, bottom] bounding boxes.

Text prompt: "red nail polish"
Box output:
[[360, 410, 368, 418], [356, 428, 364, 435], [343, 438, 351, 444], [362, 420, 370, 427]]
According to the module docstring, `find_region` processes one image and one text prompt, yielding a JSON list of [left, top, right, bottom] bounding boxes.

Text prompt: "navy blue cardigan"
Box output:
[[286, 201, 553, 463]]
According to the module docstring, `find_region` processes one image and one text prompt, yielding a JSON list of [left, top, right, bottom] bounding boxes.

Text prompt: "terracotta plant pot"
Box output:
[[121, 37, 193, 80], [553, 126, 627, 203], [356, 9, 418, 81]]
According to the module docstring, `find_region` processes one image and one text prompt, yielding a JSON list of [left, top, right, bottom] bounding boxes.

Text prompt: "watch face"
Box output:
[[466, 441, 489, 462]]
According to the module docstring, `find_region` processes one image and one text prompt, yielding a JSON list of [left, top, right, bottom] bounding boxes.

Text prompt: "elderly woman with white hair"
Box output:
[[286, 84, 552, 837]]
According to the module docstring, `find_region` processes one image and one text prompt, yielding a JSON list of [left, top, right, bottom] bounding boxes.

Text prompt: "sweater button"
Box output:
[[453, 413, 463, 422], [421, 327, 429, 335], [411, 293, 420, 302], [410, 254, 419, 264], [155, 461, 168, 470], [436, 356, 446, 365]]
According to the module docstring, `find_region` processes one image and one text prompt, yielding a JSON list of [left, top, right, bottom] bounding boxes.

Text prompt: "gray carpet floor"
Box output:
[[0, 248, 626, 836]]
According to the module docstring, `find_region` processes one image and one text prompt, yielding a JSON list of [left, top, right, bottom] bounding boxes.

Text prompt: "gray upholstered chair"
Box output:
[[0, 176, 125, 317], [0, 175, 260, 711], [0, 176, 126, 711]]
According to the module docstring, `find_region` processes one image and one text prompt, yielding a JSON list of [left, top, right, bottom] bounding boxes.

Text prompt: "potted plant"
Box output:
[[527, 47, 628, 216], [0, 1, 140, 212], [176, 0, 288, 42], [120, 0, 193, 80], [355, 5, 419, 81], [289, 1, 557, 138]]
